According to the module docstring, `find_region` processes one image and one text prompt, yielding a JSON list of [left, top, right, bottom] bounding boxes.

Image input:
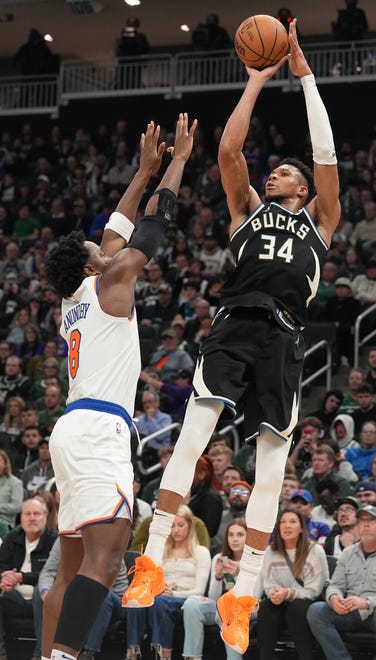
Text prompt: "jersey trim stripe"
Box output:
[[64, 397, 132, 426]]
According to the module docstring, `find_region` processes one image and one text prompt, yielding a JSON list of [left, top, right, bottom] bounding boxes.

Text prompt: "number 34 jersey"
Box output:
[[220, 201, 329, 327], [60, 275, 141, 413]]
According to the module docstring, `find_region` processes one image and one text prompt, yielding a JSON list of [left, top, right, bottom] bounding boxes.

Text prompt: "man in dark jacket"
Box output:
[[0, 498, 57, 660]]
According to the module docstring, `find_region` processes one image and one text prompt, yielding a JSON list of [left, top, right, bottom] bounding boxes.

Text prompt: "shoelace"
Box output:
[[128, 561, 153, 585]]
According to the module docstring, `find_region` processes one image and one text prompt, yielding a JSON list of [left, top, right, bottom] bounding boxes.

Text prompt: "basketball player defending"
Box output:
[[122, 19, 340, 654], [41, 113, 197, 660]]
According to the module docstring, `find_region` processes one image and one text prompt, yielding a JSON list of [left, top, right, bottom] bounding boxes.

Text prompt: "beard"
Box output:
[[264, 192, 285, 203]]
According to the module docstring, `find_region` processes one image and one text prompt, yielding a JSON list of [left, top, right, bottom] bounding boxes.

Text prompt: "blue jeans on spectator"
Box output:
[[85, 591, 126, 653], [182, 595, 243, 660], [307, 601, 376, 660], [126, 594, 185, 655], [0, 586, 42, 656]]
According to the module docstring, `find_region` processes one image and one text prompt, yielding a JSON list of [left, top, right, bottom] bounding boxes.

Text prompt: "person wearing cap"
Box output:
[[211, 481, 252, 557], [148, 327, 194, 382], [323, 496, 361, 558], [323, 276, 361, 367], [307, 504, 376, 659], [290, 488, 331, 545], [21, 437, 54, 496], [354, 480, 376, 506]]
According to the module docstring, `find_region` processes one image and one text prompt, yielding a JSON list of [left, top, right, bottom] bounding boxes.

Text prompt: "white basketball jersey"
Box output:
[[61, 275, 141, 415]]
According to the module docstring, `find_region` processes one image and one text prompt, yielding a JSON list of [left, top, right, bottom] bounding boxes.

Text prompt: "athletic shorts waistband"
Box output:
[[64, 398, 132, 427]]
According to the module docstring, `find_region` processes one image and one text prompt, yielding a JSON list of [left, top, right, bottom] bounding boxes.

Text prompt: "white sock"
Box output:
[[144, 509, 175, 564], [51, 651, 76, 660], [233, 544, 265, 597]]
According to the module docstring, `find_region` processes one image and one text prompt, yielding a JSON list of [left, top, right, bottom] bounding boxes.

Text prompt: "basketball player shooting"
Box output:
[[40, 113, 197, 660], [122, 18, 340, 655]]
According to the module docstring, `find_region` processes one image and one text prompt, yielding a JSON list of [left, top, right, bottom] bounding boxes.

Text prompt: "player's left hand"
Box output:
[[288, 18, 312, 78], [139, 121, 166, 175], [245, 53, 289, 82]]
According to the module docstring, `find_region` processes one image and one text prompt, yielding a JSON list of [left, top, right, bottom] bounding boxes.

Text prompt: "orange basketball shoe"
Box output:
[[217, 589, 259, 654], [122, 555, 166, 608]]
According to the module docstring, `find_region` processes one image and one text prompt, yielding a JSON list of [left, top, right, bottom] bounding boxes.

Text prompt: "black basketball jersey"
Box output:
[[220, 201, 328, 326]]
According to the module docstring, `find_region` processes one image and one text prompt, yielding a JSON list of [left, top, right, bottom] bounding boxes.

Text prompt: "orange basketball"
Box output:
[[234, 14, 289, 69]]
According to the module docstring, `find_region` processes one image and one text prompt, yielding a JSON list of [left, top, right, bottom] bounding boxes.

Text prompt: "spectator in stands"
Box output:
[[302, 445, 354, 505], [139, 367, 192, 423], [116, 17, 149, 59], [139, 445, 174, 511], [21, 436, 54, 496], [178, 280, 201, 320], [16, 323, 44, 366], [307, 504, 376, 659], [365, 347, 376, 393], [12, 203, 41, 244], [351, 385, 376, 437], [279, 473, 301, 512], [315, 437, 358, 485], [42, 197, 72, 239], [211, 481, 252, 557], [0, 355, 32, 414], [26, 339, 60, 382], [32, 490, 58, 531], [290, 488, 331, 545], [133, 390, 172, 466], [289, 416, 323, 479], [349, 200, 376, 258], [207, 445, 234, 493], [191, 13, 231, 51], [307, 389, 343, 438], [323, 277, 361, 367], [255, 508, 329, 660], [323, 496, 361, 557], [329, 414, 358, 453], [125, 505, 211, 660], [6, 306, 32, 350], [354, 479, 376, 506], [0, 449, 23, 533], [148, 328, 194, 381], [141, 282, 180, 337], [188, 455, 223, 538], [221, 465, 247, 510], [0, 343, 13, 378], [37, 384, 65, 430], [0, 497, 57, 660], [15, 28, 56, 76], [331, 0, 369, 42], [311, 478, 340, 529], [14, 425, 42, 475], [0, 396, 25, 443], [351, 258, 376, 333], [182, 518, 248, 660], [338, 368, 366, 414], [308, 261, 338, 320]]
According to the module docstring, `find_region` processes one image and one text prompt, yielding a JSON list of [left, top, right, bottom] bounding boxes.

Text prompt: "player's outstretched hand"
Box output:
[[288, 18, 312, 78], [139, 121, 166, 175], [245, 52, 289, 83], [168, 113, 198, 162]]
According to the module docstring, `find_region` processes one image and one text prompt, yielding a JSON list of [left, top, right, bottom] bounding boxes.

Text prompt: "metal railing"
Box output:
[[135, 421, 181, 477], [0, 39, 375, 115], [354, 303, 376, 368], [300, 339, 332, 393]]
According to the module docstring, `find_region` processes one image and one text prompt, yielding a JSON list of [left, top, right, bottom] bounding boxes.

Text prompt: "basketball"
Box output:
[[234, 14, 289, 69]]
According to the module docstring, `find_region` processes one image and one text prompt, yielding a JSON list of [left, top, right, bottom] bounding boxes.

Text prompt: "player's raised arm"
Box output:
[[100, 120, 166, 257]]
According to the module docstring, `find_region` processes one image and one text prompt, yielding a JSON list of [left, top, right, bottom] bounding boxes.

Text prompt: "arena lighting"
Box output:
[[180, 25, 190, 32], [124, 0, 141, 6]]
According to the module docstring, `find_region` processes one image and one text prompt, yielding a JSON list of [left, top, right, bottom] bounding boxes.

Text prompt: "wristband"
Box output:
[[39, 588, 49, 597], [301, 74, 337, 166], [104, 211, 134, 242]]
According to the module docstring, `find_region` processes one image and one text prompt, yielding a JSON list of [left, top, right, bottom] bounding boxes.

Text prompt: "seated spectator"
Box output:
[[289, 416, 323, 480], [233, 441, 256, 485], [255, 508, 329, 660], [307, 389, 343, 439], [302, 437, 358, 485], [345, 420, 376, 480], [324, 496, 361, 557], [338, 367, 365, 415], [0, 241, 26, 287], [365, 346, 376, 393], [329, 413, 358, 453], [141, 282, 180, 338], [0, 449, 23, 533], [207, 445, 234, 492], [148, 328, 194, 382], [6, 306, 32, 349], [211, 480, 252, 557], [39, 537, 130, 660], [302, 445, 354, 505], [31, 359, 67, 402], [308, 261, 338, 321], [32, 490, 58, 531], [307, 505, 376, 660], [130, 511, 210, 554], [16, 323, 44, 366], [311, 479, 340, 528], [322, 277, 361, 367], [0, 396, 25, 443], [182, 518, 248, 660], [21, 437, 54, 496], [125, 505, 211, 660], [349, 200, 376, 259], [188, 455, 223, 538], [354, 479, 376, 506], [26, 339, 60, 382], [139, 367, 192, 423], [191, 13, 231, 51], [38, 385, 65, 431], [0, 344, 14, 378], [290, 488, 331, 545], [14, 425, 42, 476], [279, 473, 301, 512], [351, 258, 376, 330], [133, 390, 172, 467], [0, 355, 32, 415], [139, 445, 174, 511], [0, 498, 57, 660], [220, 464, 247, 510], [351, 385, 376, 438], [331, 0, 368, 42]]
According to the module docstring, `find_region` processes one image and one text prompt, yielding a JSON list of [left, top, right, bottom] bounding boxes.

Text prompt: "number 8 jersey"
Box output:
[[61, 274, 141, 413], [220, 201, 328, 327]]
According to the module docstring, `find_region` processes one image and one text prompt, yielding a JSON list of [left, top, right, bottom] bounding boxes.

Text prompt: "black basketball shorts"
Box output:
[[192, 306, 305, 442]]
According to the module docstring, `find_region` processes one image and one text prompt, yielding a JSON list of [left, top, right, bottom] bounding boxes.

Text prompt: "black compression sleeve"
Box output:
[[126, 214, 165, 261]]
